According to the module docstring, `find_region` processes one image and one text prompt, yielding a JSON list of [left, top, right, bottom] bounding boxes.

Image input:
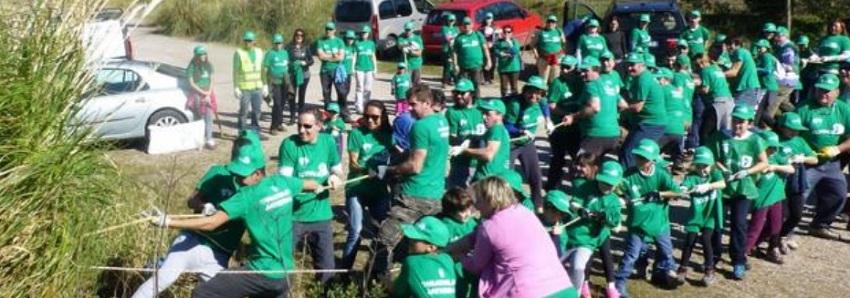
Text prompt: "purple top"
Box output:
[[461, 205, 572, 298]]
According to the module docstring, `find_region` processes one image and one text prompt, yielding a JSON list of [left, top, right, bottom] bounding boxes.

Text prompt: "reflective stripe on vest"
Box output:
[[237, 48, 263, 90]]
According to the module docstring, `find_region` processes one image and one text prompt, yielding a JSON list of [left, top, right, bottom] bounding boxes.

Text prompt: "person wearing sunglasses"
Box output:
[[504, 76, 552, 213], [494, 25, 521, 97], [286, 28, 315, 124]]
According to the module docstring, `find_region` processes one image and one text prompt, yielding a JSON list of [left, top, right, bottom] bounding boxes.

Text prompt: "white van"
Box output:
[[82, 8, 134, 64], [333, 0, 434, 58]]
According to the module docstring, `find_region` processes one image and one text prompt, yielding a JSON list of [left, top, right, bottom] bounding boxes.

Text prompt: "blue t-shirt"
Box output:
[[393, 111, 416, 151]]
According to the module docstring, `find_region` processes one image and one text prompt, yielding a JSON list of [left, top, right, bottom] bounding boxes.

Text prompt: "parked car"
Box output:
[[421, 0, 542, 57], [73, 60, 193, 142], [563, 1, 685, 60], [333, 0, 435, 58]]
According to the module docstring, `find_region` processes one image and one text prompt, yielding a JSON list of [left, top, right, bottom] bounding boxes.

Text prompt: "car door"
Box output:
[[410, 0, 433, 26], [79, 68, 150, 139]]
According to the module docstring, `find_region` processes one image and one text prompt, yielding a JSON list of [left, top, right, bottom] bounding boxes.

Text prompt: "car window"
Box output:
[[498, 2, 524, 21], [393, 0, 413, 17], [476, 4, 498, 24], [425, 9, 467, 26], [411, 0, 432, 14], [378, 0, 396, 20], [611, 11, 683, 35], [95, 68, 145, 95], [335, 2, 372, 22]]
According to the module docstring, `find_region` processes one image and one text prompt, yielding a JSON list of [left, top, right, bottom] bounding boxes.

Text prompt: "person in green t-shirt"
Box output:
[[455, 98, 511, 181], [146, 146, 321, 297], [392, 62, 413, 114], [615, 139, 685, 296], [532, 15, 567, 83], [655, 67, 687, 172], [437, 188, 479, 298], [577, 19, 608, 61], [504, 76, 552, 211], [316, 22, 351, 121], [710, 34, 733, 70], [441, 13, 460, 88], [277, 108, 344, 284], [322, 102, 346, 158], [445, 79, 484, 187], [540, 190, 574, 260], [680, 10, 711, 57], [561, 55, 626, 157], [186, 45, 217, 149], [494, 25, 522, 96], [696, 55, 735, 138], [264, 34, 293, 135], [630, 14, 652, 54], [675, 146, 725, 286], [810, 20, 850, 74], [399, 21, 425, 85], [754, 39, 780, 128], [453, 17, 492, 99], [393, 216, 458, 298], [723, 37, 762, 110], [774, 112, 817, 251], [354, 26, 377, 114], [545, 55, 582, 190], [620, 52, 669, 169], [745, 131, 795, 265], [704, 104, 768, 280]]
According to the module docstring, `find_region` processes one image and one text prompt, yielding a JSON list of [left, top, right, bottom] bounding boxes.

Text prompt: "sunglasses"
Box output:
[[504, 30, 513, 34], [298, 123, 315, 130], [364, 114, 381, 121]]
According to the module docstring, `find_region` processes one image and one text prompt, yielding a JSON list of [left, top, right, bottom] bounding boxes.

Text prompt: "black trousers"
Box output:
[[319, 72, 350, 119], [291, 76, 310, 117], [511, 142, 543, 208], [270, 82, 293, 129], [192, 266, 289, 298], [546, 127, 581, 190], [679, 229, 716, 270]]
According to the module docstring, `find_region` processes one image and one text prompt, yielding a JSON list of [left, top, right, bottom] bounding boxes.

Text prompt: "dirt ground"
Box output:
[[108, 28, 850, 297]]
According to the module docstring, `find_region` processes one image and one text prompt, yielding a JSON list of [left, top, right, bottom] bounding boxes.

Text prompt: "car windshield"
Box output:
[[611, 11, 683, 35], [335, 2, 372, 23], [426, 9, 467, 26]]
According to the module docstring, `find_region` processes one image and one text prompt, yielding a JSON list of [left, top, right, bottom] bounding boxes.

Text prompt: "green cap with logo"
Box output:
[[644, 54, 657, 68], [494, 170, 528, 198], [779, 112, 807, 131], [478, 97, 506, 114], [362, 25, 372, 33], [272, 33, 284, 44], [632, 139, 660, 161], [325, 22, 336, 30], [193, 45, 207, 56], [237, 129, 266, 167], [596, 161, 624, 186], [689, 10, 701, 18], [715, 34, 727, 43], [579, 57, 601, 69], [545, 190, 572, 213], [547, 14, 558, 22], [397, 61, 407, 69], [227, 145, 264, 176], [454, 78, 475, 92], [560, 55, 579, 66], [463, 16, 473, 24], [524, 75, 548, 91], [626, 52, 644, 63], [676, 54, 691, 68], [326, 102, 340, 113], [600, 50, 614, 60], [404, 21, 415, 30], [796, 36, 809, 45], [655, 67, 674, 79], [445, 13, 456, 21], [760, 130, 781, 147], [732, 104, 755, 120], [344, 30, 356, 39], [677, 39, 689, 48], [486, 12, 494, 20], [754, 39, 771, 49], [401, 216, 450, 247], [243, 31, 256, 41], [815, 74, 840, 91], [763, 22, 777, 33], [639, 14, 650, 22], [693, 146, 715, 165], [588, 19, 600, 27], [776, 26, 789, 36]]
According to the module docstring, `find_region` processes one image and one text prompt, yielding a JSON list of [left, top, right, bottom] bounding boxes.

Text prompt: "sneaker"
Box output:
[[580, 281, 591, 298], [767, 248, 785, 265], [268, 129, 278, 136], [605, 285, 620, 298], [276, 126, 286, 132], [675, 267, 687, 284], [810, 228, 840, 240], [204, 140, 216, 150], [702, 269, 717, 286], [732, 264, 746, 280], [786, 237, 799, 250]]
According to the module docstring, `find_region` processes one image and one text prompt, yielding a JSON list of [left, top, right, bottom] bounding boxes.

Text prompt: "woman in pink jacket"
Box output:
[[448, 176, 577, 298]]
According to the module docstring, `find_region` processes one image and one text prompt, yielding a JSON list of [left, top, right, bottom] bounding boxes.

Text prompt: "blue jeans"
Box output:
[[619, 123, 666, 169], [615, 230, 677, 288], [734, 89, 761, 109], [804, 160, 848, 229], [238, 89, 262, 131], [342, 191, 390, 270], [725, 196, 752, 266]]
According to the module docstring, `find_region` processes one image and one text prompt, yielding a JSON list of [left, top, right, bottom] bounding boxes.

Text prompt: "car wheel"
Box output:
[[145, 109, 188, 143]]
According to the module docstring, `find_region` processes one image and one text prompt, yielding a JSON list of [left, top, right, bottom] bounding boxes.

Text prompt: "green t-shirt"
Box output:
[[192, 165, 246, 254], [567, 182, 622, 249], [316, 36, 346, 73], [754, 153, 788, 209], [354, 40, 377, 72], [662, 84, 687, 135], [439, 215, 479, 298], [399, 33, 424, 70], [707, 131, 766, 199], [816, 34, 850, 72], [505, 96, 546, 146], [579, 79, 621, 137], [393, 253, 458, 298], [342, 44, 356, 74], [795, 99, 850, 151], [322, 117, 346, 137], [346, 127, 392, 195], [549, 77, 577, 122], [263, 48, 290, 84], [628, 70, 667, 125], [187, 62, 214, 90], [700, 64, 733, 99], [393, 73, 413, 100], [454, 31, 487, 69], [778, 135, 815, 158], [578, 33, 608, 59], [630, 27, 651, 52], [277, 134, 341, 222], [442, 26, 460, 53], [537, 28, 564, 54], [446, 104, 485, 168], [756, 52, 779, 91], [680, 169, 725, 233], [220, 174, 304, 279], [494, 38, 521, 73], [401, 113, 450, 200], [620, 164, 680, 237], [717, 50, 733, 69], [680, 25, 711, 55], [473, 124, 511, 180], [672, 70, 695, 122], [730, 47, 761, 92]]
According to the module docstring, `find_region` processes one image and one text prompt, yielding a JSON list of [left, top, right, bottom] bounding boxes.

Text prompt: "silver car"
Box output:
[[74, 60, 194, 141]]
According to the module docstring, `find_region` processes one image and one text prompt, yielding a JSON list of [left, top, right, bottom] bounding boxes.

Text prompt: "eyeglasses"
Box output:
[[298, 123, 314, 130], [504, 31, 513, 34], [364, 114, 381, 121]]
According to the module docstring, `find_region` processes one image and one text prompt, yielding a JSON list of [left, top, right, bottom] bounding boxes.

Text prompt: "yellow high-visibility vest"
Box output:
[[236, 47, 263, 90]]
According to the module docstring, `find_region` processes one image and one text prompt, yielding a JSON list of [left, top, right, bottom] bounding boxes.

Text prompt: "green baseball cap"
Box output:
[[560, 55, 579, 66], [326, 102, 340, 113], [815, 74, 840, 91], [715, 34, 727, 43], [547, 14, 558, 22], [797, 36, 809, 45], [237, 129, 265, 168], [344, 30, 356, 39], [193, 45, 207, 56], [655, 67, 674, 79], [478, 97, 506, 114], [731, 104, 755, 120], [754, 39, 771, 49], [486, 12, 494, 20], [776, 26, 789, 36], [693, 146, 715, 166], [676, 54, 691, 67], [545, 190, 572, 213], [588, 19, 600, 27], [272, 33, 284, 44], [362, 25, 372, 33], [639, 14, 650, 22], [760, 130, 781, 148], [401, 216, 450, 247], [626, 52, 644, 63], [325, 22, 336, 30], [596, 161, 624, 187], [524, 76, 548, 91], [404, 21, 415, 30], [677, 39, 689, 48], [689, 10, 701, 18], [495, 170, 528, 198], [243, 31, 256, 41], [462, 16, 473, 24], [454, 78, 475, 92], [644, 54, 657, 68], [779, 112, 807, 131], [397, 61, 407, 69], [763, 23, 777, 33], [632, 139, 660, 161], [445, 13, 457, 21], [578, 57, 601, 69], [600, 50, 614, 60], [227, 146, 264, 176]]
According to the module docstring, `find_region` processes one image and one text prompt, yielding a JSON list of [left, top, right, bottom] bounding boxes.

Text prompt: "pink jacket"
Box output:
[[462, 205, 572, 298]]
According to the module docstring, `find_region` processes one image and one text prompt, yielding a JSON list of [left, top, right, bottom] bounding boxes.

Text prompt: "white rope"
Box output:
[[90, 266, 350, 274]]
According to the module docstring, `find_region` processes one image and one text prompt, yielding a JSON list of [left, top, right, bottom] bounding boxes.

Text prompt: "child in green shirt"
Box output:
[[437, 188, 479, 298], [541, 190, 574, 258], [323, 102, 347, 158], [745, 131, 795, 264], [393, 216, 458, 298], [775, 112, 818, 251], [392, 62, 413, 114]]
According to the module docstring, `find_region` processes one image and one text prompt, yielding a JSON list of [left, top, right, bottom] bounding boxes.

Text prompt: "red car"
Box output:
[[421, 0, 542, 56]]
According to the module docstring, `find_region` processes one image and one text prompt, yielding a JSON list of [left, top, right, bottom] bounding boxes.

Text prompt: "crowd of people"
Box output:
[[136, 8, 850, 298]]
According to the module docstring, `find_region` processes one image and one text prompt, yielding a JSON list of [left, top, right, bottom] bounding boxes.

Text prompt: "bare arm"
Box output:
[[767, 164, 796, 175], [724, 61, 742, 78], [348, 151, 363, 173], [463, 140, 500, 161], [166, 211, 230, 232], [389, 148, 426, 175], [746, 151, 770, 175], [625, 101, 645, 113]]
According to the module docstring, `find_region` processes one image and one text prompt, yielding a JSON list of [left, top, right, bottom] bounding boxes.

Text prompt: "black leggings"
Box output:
[[293, 77, 310, 116], [584, 237, 615, 283], [679, 229, 717, 270]]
